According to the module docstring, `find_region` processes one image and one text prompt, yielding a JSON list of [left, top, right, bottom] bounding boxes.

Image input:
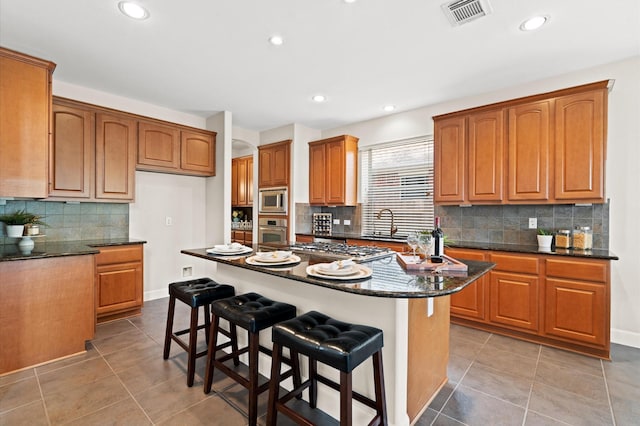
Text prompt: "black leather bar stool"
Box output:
[[267, 311, 387, 426], [204, 292, 300, 426], [163, 277, 238, 387]]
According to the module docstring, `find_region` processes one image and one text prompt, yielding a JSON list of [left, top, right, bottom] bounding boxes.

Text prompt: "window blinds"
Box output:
[[360, 135, 434, 237]]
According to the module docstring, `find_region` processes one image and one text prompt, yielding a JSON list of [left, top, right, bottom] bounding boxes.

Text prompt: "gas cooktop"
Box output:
[[288, 242, 395, 262]]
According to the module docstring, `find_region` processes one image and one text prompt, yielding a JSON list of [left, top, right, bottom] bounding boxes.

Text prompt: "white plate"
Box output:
[[306, 265, 372, 280], [206, 246, 253, 255], [245, 254, 301, 266], [253, 251, 293, 263], [313, 263, 359, 277]]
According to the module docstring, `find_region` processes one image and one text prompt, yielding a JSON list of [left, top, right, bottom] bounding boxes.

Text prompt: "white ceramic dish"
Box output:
[[245, 254, 301, 266], [306, 264, 372, 280], [206, 246, 253, 255], [313, 263, 359, 276], [253, 251, 293, 263]]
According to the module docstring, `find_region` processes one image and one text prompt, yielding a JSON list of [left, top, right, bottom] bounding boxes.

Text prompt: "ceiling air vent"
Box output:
[[441, 0, 492, 26]]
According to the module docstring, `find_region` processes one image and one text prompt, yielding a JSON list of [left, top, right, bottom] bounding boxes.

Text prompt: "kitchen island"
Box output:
[[181, 246, 494, 426], [0, 239, 145, 375]]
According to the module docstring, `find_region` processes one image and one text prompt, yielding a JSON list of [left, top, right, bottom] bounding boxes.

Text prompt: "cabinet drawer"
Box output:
[[445, 248, 486, 261], [546, 258, 608, 283], [490, 253, 539, 274], [96, 245, 143, 265]]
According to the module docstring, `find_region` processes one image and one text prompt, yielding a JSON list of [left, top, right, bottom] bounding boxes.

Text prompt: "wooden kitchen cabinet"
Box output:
[[95, 244, 144, 323], [449, 247, 612, 358], [50, 98, 136, 201], [554, 88, 606, 202], [231, 230, 253, 245], [258, 140, 291, 187], [445, 247, 488, 321], [0, 48, 56, 198], [434, 116, 466, 204], [433, 80, 611, 205], [308, 135, 359, 206], [346, 238, 407, 253], [467, 109, 504, 202], [507, 100, 552, 201], [232, 155, 253, 207], [137, 123, 216, 177], [544, 257, 609, 348], [50, 104, 94, 198]]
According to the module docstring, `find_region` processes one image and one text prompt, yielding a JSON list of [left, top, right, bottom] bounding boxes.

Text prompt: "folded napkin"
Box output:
[[214, 243, 245, 250], [323, 259, 355, 271], [256, 250, 292, 259]]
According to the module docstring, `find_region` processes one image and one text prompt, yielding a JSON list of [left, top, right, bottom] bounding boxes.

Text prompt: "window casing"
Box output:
[[361, 136, 434, 237]]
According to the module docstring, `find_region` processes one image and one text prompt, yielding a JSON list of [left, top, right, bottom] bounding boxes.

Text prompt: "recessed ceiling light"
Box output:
[[118, 1, 149, 20], [268, 35, 284, 46], [312, 95, 327, 103], [383, 105, 396, 112], [343, 0, 357, 3], [520, 15, 548, 31]]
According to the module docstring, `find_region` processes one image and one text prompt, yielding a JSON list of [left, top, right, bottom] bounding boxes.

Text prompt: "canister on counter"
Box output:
[[572, 226, 593, 250], [555, 229, 572, 248]]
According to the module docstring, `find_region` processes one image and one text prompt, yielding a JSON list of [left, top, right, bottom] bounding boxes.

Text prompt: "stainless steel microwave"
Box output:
[[259, 187, 287, 215]]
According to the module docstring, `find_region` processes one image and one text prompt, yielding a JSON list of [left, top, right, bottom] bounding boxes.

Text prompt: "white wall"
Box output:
[[323, 56, 640, 348]]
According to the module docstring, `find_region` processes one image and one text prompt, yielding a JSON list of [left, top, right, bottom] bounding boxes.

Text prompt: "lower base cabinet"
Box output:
[[446, 248, 611, 359], [232, 230, 253, 245], [95, 244, 144, 323]]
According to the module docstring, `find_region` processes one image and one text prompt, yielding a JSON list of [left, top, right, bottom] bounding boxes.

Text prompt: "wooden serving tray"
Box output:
[[396, 253, 468, 271]]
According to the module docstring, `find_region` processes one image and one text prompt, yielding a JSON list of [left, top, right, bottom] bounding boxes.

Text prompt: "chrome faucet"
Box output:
[[376, 208, 398, 236]]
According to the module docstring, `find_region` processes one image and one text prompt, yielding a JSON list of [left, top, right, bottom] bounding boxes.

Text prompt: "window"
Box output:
[[361, 135, 434, 237]]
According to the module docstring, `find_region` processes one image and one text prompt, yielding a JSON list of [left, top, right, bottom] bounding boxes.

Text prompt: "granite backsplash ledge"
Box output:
[[436, 202, 610, 250], [0, 200, 129, 244]]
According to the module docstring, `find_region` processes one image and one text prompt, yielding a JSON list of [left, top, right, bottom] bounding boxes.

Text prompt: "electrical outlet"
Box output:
[[182, 266, 192, 277], [344, 219, 351, 226], [165, 216, 173, 226], [528, 218, 537, 229], [333, 219, 340, 225]]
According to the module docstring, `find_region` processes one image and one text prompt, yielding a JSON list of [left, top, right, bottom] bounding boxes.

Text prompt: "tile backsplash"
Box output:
[[436, 202, 610, 249], [295, 203, 361, 235], [0, 200, 129, 243]]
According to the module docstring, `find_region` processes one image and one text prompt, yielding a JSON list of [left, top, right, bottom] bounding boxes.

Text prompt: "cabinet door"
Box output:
[[309, 143, 326, 204], [325, 140, 348, 205], [231, 158, 239, 206], [181, 130, 215, 176], [434, 116, 466, 203], [245, 231, 253, 245], [0, 50, 53, 198], [446, 248, 487, 321], [237, 157, 249, 206], [247, 156, 254, 205], [50, 104, 93, 198], [95, 113, 136, 200], [258, 148, 273, 187], [508, 101, 551, 201], [554, 90, 605, 202], [468, 109, 504, 202], [545, 278, 607, 346], [96, 262, 143, 317], [489, 271, 539, 332], [270, 143, 290, 186], [137, 121, 180, 170]]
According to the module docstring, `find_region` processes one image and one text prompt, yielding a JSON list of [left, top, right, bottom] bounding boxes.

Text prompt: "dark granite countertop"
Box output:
[[181, 245, 495, 299], [0, 238, 146, 261], [295, 232, 618, 260]]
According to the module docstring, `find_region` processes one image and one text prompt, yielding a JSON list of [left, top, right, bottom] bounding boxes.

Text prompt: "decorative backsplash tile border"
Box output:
[[0, 200, 129, 244]]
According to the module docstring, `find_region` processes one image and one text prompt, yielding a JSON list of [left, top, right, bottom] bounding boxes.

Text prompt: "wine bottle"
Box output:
[[432, 216, 444, 257]]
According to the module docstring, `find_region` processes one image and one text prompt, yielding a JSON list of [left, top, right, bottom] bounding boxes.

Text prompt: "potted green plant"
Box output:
[[0, 209, 46, 238], [537, 228, 553, 250]]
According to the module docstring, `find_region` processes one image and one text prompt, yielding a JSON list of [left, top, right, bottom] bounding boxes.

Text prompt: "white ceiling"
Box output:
[[1, 0, 638, 132]]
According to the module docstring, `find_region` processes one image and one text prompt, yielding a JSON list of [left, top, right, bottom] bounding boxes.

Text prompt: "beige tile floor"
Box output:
[[1, 297, 638, 425]]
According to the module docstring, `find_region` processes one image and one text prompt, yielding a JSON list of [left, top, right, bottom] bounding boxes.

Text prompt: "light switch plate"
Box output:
[[333, 219, 340, 225], [344, 219, 351, 225], [528, 218, 537, 229]]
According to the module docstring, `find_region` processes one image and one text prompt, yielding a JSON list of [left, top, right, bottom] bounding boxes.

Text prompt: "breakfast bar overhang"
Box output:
[[181, 246, 494, 426]]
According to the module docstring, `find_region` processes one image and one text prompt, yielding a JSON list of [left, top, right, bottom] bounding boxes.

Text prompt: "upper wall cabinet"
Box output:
[[258, 140, 290, 188], [433, 80, 611, 205], [232, 155, 253, 207], [308, 135, 359, 206], [50, 98, 136, 202], [0, 48, 56, 198], [137, 122, 216, 176]]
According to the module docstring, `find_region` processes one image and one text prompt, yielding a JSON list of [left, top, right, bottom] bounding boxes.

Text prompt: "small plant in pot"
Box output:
[[0, 209, 47, 238], [536, 228, 553, 250]]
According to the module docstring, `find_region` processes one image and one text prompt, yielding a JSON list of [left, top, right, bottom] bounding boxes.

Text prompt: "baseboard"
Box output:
[[611, 328, 640, 349], [144, 288, 168, 301]]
